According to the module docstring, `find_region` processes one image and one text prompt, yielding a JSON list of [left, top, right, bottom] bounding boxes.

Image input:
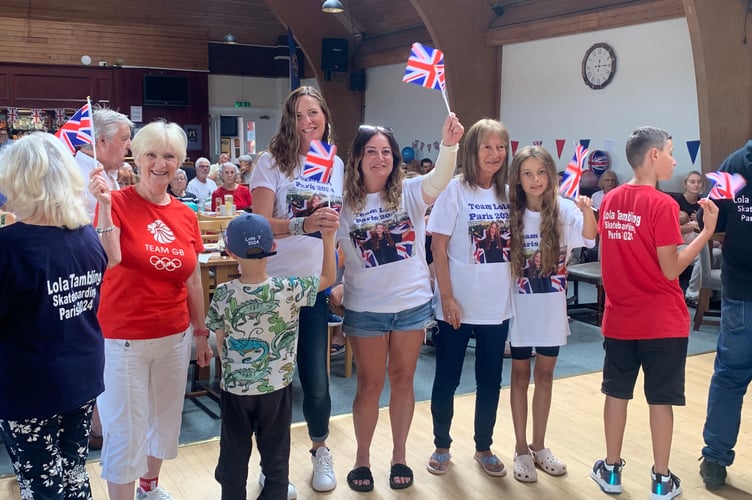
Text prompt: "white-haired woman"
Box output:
[[89, 120, 213, 500], [0, 133, 108, 499], [211, 162, 252, 211]]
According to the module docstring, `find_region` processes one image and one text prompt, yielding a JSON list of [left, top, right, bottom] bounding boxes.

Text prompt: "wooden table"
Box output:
[[199, 252, 239, 316]]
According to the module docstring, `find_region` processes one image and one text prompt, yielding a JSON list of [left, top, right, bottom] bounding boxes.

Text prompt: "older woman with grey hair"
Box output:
[[0, 133, 107, 499], [238, 154, 254, 184], [168, 167, 199, 204], [211, 162, 252, 211], [89, 120, 212, 500]]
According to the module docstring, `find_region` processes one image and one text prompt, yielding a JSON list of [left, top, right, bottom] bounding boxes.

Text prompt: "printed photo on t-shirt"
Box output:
[[470, 219, 511, 264], [517, 247, 568, 294], [286, 178, 342, 219], [350, 213, 415, 268]]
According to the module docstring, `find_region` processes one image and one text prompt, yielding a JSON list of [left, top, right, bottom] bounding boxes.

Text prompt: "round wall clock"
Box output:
[[582, 43, 616, 90]]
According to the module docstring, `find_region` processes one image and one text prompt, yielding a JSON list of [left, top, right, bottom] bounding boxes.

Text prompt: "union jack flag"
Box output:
[[31, 108, 42, 125], [559, 144, 589, 199], [393, 219, 415, 260], [403, 42, 446, 91], [550, 275, 566, 292], [362, 248, 378, 268], [6, 107, 18, 126], [473, 245, 486, 264], [55, 103, 93, 154], [517, 278, 533, 294], [705, 171, 746, 200], [302, 140, 337, 183]]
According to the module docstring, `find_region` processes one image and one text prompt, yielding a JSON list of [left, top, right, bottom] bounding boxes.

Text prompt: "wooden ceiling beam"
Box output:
[[486, 0, 684, 45]]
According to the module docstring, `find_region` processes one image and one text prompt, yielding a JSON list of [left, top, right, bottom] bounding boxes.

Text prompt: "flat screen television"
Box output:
[[143, 75, 189, 107]]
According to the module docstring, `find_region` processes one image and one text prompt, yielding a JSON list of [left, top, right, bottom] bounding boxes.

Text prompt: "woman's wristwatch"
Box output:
[[193, 327, 210, 338]]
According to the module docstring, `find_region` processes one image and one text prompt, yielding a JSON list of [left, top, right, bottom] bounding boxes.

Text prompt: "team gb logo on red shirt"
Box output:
[[147, 220, 176, 244]]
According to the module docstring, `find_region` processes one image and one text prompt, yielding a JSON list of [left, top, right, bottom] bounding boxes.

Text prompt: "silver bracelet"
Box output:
[[95, 225, 117, 234], [288, 217, 306, 236]]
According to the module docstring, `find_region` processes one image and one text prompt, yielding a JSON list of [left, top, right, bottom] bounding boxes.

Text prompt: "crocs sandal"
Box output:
[[474, 453, 507, 477], [389, 463, 414, 489], [513, 453, 537, 483], [346, 466, 374, 492], [531, 447, 567, 476], [426, 451, 451, 475]]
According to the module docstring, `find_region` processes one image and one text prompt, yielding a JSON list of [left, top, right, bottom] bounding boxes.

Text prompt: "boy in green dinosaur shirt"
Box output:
[[207, 213, 336, 499]]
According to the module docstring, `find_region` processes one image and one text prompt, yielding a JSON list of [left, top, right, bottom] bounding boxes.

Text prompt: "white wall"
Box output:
[[364, 65, 449, 163], [501, 18, 699, 192]]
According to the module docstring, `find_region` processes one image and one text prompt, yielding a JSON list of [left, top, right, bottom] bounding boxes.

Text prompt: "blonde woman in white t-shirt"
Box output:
[[337, 114, 463, 492]]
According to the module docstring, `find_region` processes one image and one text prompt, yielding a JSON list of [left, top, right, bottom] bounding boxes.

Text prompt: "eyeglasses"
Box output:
[[358, 125, 393, 135], [196, 164, 210, 169]]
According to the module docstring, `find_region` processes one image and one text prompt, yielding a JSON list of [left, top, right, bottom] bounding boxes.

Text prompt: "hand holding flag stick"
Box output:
[[403, 42, 451, 113]]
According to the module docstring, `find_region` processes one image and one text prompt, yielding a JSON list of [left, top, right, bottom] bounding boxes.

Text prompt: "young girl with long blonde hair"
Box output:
[[507, 146, 596, 483]]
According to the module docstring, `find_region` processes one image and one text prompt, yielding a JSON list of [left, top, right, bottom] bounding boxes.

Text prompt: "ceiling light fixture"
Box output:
[[223, 33, 237, 44], [322, 0, 344, 14]]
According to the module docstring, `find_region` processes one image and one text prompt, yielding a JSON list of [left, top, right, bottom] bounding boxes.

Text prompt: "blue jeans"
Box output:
[[297, 291, 331, 442], [702, 298, 752, 466], [430, 320, 509, 451]]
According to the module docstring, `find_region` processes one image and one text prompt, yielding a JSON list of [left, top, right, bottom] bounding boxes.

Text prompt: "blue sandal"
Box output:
[[426, 451, 451, 475]]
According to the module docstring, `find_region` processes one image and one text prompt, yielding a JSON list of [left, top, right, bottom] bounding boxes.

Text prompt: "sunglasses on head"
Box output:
[[358, 125, 393, 135]]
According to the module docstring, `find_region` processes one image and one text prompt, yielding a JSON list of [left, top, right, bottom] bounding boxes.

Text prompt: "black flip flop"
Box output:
[[347, 466, 374, 492], [389, 463, 414, 490]]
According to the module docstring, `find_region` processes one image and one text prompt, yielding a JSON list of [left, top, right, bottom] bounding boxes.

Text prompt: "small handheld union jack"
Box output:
[[403, 42, 450, 113], [55, 102, 93, 154], [705, 171, 746, 200], [302, 140, 337, 184], [559, 144, 589, 199]]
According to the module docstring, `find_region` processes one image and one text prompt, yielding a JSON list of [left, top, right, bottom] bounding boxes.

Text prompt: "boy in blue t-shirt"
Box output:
[[207, 213, 336, 499]]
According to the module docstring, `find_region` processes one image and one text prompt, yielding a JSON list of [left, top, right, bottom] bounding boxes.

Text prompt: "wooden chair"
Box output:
[[567, 261, 605, 326], [693, 239, 722, 330], [327, 320, 353, 378], [198, 219, 228, 243]]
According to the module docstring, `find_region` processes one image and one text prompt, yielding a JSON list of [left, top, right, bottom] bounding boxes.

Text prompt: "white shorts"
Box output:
[[98, 330, 191, 484]]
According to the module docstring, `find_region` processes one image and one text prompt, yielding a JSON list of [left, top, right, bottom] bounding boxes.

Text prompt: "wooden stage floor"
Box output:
[[2, 352, 750, 499]]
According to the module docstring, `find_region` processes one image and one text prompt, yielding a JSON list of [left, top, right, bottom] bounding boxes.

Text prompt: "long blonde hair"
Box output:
[[269, 86, 334, 178], [344, 127, 404, 212], [508, 146, 561, 278]]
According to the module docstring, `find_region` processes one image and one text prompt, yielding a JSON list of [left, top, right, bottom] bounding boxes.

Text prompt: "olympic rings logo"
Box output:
[[149, 256, 183, 272]]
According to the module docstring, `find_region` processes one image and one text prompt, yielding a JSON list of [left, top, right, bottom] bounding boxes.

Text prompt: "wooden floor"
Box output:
[[2, 352, 751, 499]]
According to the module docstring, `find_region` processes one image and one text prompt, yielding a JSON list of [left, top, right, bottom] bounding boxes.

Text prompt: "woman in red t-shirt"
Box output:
[[211, 162, 252, 211], [89, 120, 213, 500]]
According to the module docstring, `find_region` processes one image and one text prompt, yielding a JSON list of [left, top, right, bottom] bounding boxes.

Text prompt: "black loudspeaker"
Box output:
[[350, 71, 366, 91], [321, 38, 348, 72]]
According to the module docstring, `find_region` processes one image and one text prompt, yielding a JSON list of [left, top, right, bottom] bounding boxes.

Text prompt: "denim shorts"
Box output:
[[343, 300, 433, 338]]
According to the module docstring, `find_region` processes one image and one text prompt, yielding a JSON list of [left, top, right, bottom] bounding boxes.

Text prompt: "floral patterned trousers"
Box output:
[[0, 400, 95, 500]]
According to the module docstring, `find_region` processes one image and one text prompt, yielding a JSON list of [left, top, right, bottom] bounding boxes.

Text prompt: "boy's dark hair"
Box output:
[[625, 126, 672, 169]]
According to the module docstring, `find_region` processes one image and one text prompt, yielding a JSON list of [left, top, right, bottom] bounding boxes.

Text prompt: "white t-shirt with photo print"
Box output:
[[508, 197, 594, 347], [338, 176, 431, 313], [427, 178, 513, 324]]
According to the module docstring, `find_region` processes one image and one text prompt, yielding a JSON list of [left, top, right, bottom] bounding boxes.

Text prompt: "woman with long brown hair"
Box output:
[[338, 114, 464, 492], [249, 86, 343, 494]]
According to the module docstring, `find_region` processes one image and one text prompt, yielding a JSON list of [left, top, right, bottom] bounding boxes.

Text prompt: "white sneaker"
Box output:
[[258, 471, 297, 500], [311, 447, 337, 491], [135, 486, 173, 500]]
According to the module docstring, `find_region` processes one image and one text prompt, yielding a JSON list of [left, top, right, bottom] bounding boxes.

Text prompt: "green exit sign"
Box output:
[[235, 101, 251, 108]]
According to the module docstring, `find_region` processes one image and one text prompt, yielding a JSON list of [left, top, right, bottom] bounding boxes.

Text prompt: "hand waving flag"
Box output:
[[403, 42, 450, 112], [705, 171, 746, 200], [302, 140, 337, 183], [55, 102, 93, 154], [559, 144, 589, 199]]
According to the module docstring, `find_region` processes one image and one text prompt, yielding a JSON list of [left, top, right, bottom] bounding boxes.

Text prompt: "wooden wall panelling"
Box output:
[[0, 17, 208, 71], [354, 25, 432, 70], [683, 0, 752, 169], [486, 0, 684, 45]]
